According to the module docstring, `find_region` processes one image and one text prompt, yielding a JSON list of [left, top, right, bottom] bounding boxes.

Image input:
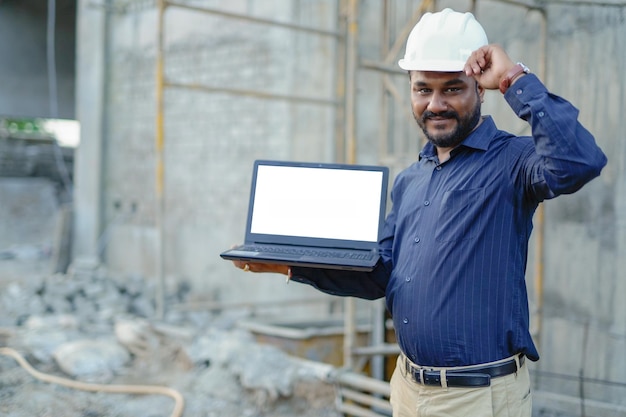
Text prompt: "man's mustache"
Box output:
[[422, 110, 459, 122]]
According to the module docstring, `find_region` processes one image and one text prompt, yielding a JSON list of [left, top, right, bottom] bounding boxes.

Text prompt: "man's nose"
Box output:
[[426, 92, 447, 113]]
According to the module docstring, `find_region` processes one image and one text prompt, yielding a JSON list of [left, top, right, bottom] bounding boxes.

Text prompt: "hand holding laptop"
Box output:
[[230, 249, 293, 284], [231, 255, 289, 275]]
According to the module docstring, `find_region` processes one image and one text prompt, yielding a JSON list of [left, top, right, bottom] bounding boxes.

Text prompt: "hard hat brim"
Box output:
[[398, 59, 466, 72]]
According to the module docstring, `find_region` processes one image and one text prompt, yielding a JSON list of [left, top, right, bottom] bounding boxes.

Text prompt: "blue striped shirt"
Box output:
[[291, 74, 607, 367]]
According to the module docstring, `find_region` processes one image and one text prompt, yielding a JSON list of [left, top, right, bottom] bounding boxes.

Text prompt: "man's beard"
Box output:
[[415, 101, 481, 149]]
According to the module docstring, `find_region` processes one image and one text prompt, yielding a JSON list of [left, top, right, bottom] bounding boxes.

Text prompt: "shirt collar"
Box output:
[[419, 116, 497, 160]]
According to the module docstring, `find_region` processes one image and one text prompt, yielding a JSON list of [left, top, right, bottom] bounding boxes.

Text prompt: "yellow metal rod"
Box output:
[[164, 81, 339, 106], [343, 0, 359, 370], [533, 6, 549, 349], [155, 0, 166, 320]]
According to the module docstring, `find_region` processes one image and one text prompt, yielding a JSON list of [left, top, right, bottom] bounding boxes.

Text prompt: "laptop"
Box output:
[[220, 160, 389, 271]]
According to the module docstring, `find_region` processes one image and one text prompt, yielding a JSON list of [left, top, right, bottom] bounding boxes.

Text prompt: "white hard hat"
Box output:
[[398, 8, 488, 72]]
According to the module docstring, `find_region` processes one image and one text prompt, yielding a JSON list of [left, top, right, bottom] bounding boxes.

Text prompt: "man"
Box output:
[[232, 8, 607, 417]]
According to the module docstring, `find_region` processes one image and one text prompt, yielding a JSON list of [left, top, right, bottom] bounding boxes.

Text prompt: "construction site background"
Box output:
[[1, 0, 625, 416]]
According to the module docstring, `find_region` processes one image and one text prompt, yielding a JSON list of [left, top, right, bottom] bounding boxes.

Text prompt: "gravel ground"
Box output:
[[0, 257, 342, 417]]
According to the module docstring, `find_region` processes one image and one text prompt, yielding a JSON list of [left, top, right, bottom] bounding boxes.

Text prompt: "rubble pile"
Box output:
[[0, 269, 341, 417], [0, 269, 159, 328]]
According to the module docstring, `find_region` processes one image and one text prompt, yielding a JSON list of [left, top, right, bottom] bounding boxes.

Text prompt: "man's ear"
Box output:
[[476, 81, 485, 103]]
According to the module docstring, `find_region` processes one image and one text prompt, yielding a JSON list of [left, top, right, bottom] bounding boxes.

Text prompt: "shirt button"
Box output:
[[538, 111, 545, 117], [414, 237, 420, 243], [516, 88, 523, 95], [403, 318, 409, 324], [405, 276, 411, 282], [436, 166, 442, 171]]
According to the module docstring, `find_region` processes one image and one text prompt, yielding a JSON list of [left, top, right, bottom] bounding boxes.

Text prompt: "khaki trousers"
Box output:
[[389, 355, 532, 417]]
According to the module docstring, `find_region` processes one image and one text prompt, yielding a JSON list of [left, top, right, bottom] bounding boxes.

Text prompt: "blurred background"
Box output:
[[0, 0, 624, 416]]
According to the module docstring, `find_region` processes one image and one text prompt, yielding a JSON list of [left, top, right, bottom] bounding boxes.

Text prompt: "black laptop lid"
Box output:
[[245, 160, 389, 250]]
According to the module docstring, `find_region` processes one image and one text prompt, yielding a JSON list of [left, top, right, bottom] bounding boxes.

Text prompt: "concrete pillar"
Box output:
[[71, 0, 107, 272]]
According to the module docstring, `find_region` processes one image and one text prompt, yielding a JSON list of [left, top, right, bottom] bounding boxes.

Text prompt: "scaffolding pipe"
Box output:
[[379, 0, 391, 162], [344, 0, 358, 165], [343, 0, 359, 370], [335, 370, 391, 396], [533, 6, 548, 352], [360, 59, 404, 75], [339, 388, 392, 411], [336, 403, 389, 417], [164, 82, 339, 106], [333, 0, 348, 163], [334, 373, 391, 417], [155, 0, 166, 319]]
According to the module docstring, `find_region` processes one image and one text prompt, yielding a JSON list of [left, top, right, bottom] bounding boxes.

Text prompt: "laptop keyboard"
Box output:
[[241, 245, 375, 260]]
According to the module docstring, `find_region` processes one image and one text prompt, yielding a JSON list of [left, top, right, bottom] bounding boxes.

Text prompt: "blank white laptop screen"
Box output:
[[250, 165, 384, 242]]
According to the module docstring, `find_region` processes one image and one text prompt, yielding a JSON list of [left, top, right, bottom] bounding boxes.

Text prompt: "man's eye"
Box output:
[[446, 87, 462, 93]]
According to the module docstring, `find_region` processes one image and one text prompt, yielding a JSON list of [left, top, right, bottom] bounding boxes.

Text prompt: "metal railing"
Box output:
[[334, 370, 392, 417]]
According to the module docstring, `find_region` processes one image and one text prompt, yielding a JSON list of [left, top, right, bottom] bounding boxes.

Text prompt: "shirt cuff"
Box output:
[[503, 73, 549, 116]]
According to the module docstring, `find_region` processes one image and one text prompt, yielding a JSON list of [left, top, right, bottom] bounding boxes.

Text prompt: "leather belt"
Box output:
[[403, 354, 524, 388]]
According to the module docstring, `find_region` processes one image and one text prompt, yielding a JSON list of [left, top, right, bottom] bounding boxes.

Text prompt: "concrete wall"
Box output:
[[0, 0, 76, 119], [73, 0, 626, 410], [74, 0, 342, 319]]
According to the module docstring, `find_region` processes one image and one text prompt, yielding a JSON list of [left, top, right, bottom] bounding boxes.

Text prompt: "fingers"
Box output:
[[464, 44, 517, 91], [234, 260, 253, 272], [232, 259, 246, 269], [464, 46, 490, 77], [233, 260, 290, 275]]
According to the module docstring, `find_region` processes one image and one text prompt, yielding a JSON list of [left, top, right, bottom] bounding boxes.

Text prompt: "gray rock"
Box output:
[[52, 338, 131, 382], [231, 343, 296, 402], [17, 329, 74, 363]]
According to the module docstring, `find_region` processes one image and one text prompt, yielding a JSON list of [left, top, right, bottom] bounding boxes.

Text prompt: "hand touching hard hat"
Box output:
[[464, 44, 521, 92], [399, 8, 527, 92]]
